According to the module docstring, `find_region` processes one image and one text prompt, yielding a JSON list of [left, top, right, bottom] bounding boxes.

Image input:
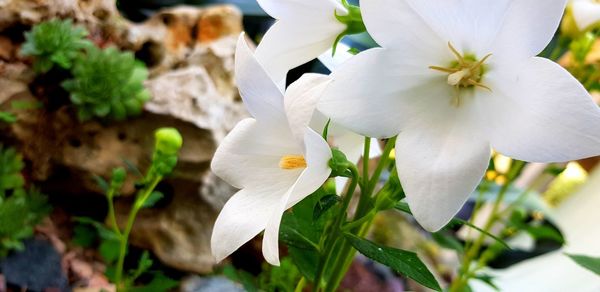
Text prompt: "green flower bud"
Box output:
[[154, 156, 178, 176], [329, 148, 352, 177], [110, 167, 127, 189], [154, 128, 183, 156]]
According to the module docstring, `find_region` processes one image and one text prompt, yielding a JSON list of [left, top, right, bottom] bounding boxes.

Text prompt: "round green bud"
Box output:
[[154, 128, 183, 156], [110, 167, 127, 188], [329, 148, 351, 177]]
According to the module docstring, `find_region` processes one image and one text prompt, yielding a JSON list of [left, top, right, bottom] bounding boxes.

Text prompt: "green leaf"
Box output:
[[93, 175, 110, 193], [344, 234, 441, 291], [279, 214, 320, 251], [313, 194, 340, 221], [524, 225, 565, 244], [141, 191, 164, 208], [99, 238, 121, 264], [566, 254, 600, 276], [473, 274, 499, 291], [395, 202, 510, 249], [447, 217, 510, 250], [222, 265, 259, 292], [0, 111, 16, 123], [74, 217, 119, 241], [432, 232, 464, 253], [280, 188, 334, 250], [288, 246, 319, 282], [127, 251, 154, 284], [72, 224, 98, 247], [129, 272, 179, 292]]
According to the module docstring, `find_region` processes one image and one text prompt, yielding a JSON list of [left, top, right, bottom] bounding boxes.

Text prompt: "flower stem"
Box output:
[[362, 137, 371, 190], [114, 174, 162, 291], [294, 277, 306, 292], [449, 160, 526, 292], [313, 164, 359, 291], [106, 188, 122, 237], [321, 138, 397, 292]]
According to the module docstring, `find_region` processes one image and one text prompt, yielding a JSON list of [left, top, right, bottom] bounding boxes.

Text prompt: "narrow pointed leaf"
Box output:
[[395, 202, 510, 249], [566, 254, 600, 276]]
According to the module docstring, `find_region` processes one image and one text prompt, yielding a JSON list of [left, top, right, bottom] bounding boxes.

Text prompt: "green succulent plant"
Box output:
[[62, 46, 151, 121], [21, 19, 92, 73]]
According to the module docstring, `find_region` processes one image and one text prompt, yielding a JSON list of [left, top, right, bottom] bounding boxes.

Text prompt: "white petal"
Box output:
[[255, 19, 346, 86], [235, 33, 286, 124], [262, 128, 332, 265], [572, 1, 600, 30], [491, 0, 568, 59], [211, 186, 291, 263], [285, 73, 331, 146], [319, 48, 453, 139], [256, 0, 346, 20], [294, 127, 333, 206], [360, 0, 445, 56], [318, 43, 356, 72], [211, 118, 303, 189], [487, 57, 600, 162], [396, 105, 491, 232]]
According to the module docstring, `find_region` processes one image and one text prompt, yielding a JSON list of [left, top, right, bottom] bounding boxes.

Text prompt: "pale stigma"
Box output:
[[279, 155, 307, 170]]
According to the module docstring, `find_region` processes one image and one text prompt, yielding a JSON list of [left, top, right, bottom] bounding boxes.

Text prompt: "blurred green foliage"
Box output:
[[0, 145, 51, 258], [62, 46, 151, 121], [21, 19, 92, 73]]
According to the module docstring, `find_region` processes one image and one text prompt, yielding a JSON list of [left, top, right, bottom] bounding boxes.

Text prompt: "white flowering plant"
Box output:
[[211, 0, 600, 291]]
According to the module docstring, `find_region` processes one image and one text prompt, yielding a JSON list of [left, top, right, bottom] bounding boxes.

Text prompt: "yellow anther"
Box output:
[[279, 155, 307, 170]]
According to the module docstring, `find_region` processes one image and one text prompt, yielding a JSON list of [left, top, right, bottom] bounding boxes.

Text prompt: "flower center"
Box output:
[[279, 155, 307, 170], [429, 42, 492, 107]]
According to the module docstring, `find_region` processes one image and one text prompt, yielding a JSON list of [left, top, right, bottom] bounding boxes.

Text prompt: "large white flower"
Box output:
[[571, 0, 600, 31], [254, 0, 348, 85], [211, 34, 332, 265], [319, 0, 600, 231]]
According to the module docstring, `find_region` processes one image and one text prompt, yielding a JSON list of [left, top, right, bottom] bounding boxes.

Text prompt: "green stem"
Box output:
[[462, 180, 491, 258], [341, 210, 376, 232], [362, 137, 371, 190], [323, 138, 397, 292], [354, 137, 396, 220], [114, 175, 162, 291], [367, 136, 396, 194], [313, 165, 359, 291], [295, 277, 306, 292], [106, 188, 122, 237], [450, 161, 526, 292]]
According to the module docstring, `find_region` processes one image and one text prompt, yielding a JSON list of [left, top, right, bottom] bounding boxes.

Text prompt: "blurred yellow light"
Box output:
[[494, 154, 512, 174], [562, 162, 588, 180], [389, 149, 395, 159], [485, 170, 497, 181]]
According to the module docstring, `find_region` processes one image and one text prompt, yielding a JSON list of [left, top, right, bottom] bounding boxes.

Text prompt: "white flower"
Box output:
[[211, 34, 332, 265], [571, 0, 600, 31], [282, 72, 382, 192], [254, 0, 349, 85], [319, 0, 600, 231]]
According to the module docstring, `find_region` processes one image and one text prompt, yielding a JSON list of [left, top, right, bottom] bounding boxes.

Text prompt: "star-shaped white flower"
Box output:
[[571, 0, 600, 31], [319, 0, 600, 231], [254, 0, 349, 85], [211, 34, 332, 265]]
